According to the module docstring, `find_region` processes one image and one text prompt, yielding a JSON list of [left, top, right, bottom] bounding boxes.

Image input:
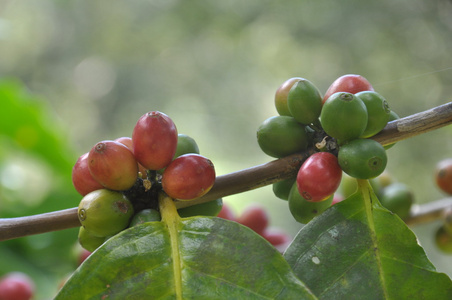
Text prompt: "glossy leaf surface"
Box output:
[[57, 216, 315, 299], [284, 180, 452, 299]]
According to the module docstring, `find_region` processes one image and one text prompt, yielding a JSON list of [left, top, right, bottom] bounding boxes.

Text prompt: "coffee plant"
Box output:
[[1, 75, 452, 299]]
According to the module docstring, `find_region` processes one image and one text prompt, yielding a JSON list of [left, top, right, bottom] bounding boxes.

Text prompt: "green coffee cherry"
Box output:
[[272, 177, 296, 201], [379, 183, 413, 220], [78, 189, 134, 237], [287, 79, 323, 125], [78, 226, 106, 252], [356, 91, 391, 138], [178, 198, 223, 218], [257, 116, 308, 158], [174, 134, 200, 158], [129, 209, 161, 227], [338, 139, 387, 179], [159, 134, 200, 174], [339, 173, 358, 198], [320, 92, 368, 143], [288, 182, 333, 224], [435, 226, 452, 254]]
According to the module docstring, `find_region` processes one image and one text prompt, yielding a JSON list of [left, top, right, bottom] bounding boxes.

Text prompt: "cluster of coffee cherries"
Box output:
[[434, 159, 452, 253], [258, 74, 399, 223], [71, 111, 216, 252]]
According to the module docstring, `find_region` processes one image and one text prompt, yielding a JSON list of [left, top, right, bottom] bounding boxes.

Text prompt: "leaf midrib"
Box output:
[[358, 179, 389, 299], [160, 194, 183, 300]]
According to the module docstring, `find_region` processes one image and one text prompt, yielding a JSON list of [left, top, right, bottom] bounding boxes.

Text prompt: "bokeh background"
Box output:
[[1, 0, 452, 298]]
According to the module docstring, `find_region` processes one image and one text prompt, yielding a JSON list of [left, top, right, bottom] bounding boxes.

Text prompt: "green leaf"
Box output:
[[0, 79, 75, 176], [284, 179, 452, 299], [57, 217, 315, 299]]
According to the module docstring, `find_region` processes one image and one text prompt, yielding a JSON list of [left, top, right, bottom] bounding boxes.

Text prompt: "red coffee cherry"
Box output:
[[162, 154, 215, 200], [297, 152, 342, 202], [88, 140, 138, 191], [323, 74, 374, 104], [115, 136, 148, 177], [0, 272, 35, 300], [237, 205, 269, 235], [435, 159, 452, 195], [72, 152, 104, 196], [132, 111, 178, 170], [261, 228, 291, 247]]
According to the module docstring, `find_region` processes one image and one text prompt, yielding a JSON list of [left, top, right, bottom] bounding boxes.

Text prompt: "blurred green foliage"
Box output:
[[0, 80, 81, 298], [0, 0, 451, 298]]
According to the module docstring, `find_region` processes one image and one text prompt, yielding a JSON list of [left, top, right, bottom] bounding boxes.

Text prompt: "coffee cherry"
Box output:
[[0, 272, 35, 300], [374, 171, 394, 189], [379, 183, 413, 220], [435, 226, 452, 254], [132, 111, 178, 170], [72, 152, 104, 196], [272, 177, 296, 201], [296, 152, 342, 202], [237, 205, 269, 235], [177, 198, 223, 218], [161, 154, 215, 200], [356, 91, 391, 138], [339, 173, 358, 198], [288, 182, 333, 224], [261, 228, 291, 247], [435, 158, 452, 195], [217, 203, 236, 221], [78, 248, 92, 266], [115, 136, 148, 177], [174, 134, 200, 158], [320, 92, 368, 143], [78, 189, 134, 237], [129, 209, 162, 227], [78, 226, 106, 252], [274, 77, 303, 116], [257, 116, 309, 158], [323, 74, 374, 104], [338, 139, 387, 179], [88, 140, 138, 191], [287, 79, 323, 125], [158, 133, 201, 174]]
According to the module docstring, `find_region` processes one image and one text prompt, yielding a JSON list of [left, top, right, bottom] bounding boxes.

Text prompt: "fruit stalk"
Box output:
[[1, 102, 452, 241]]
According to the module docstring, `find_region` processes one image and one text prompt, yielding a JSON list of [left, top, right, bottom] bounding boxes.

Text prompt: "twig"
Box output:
[[1, 102, 452, 241], [406, 198, 452, 226], [0, 208, 80, 242], [371, 102, 452, 146]]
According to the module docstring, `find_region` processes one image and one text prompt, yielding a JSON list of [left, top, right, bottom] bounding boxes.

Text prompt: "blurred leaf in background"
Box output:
[[0, 79, 81, 298]]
